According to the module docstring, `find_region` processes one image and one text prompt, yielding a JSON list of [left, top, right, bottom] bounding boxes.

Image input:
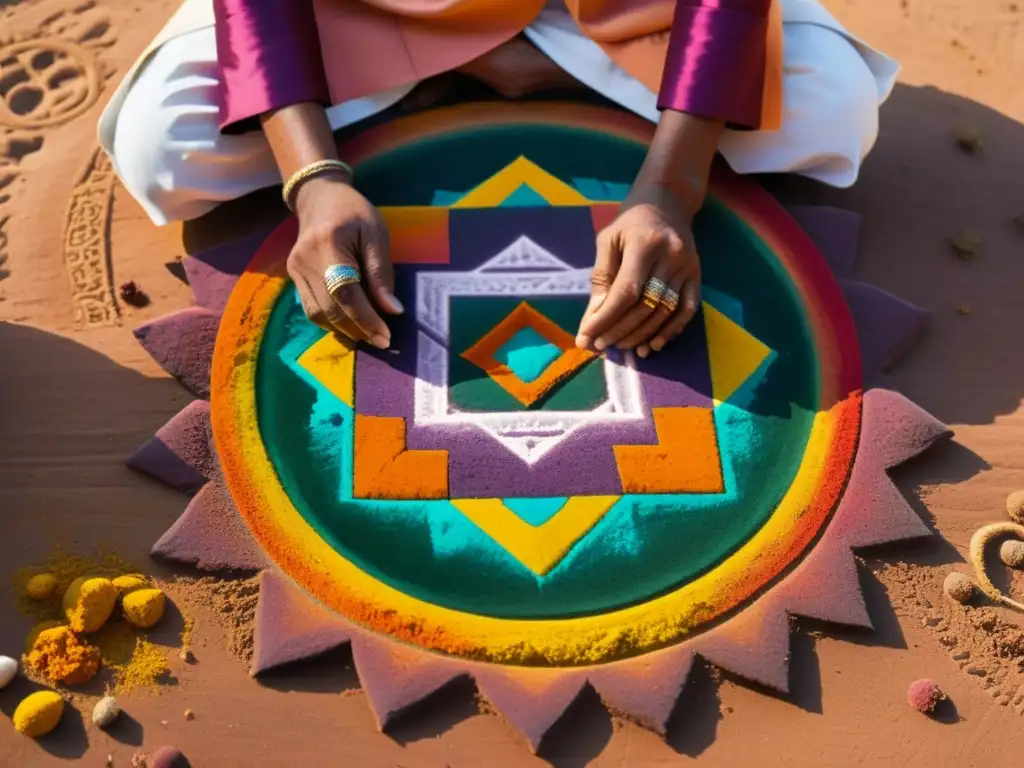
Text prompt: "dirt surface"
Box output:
[[2, 0, 1024, 765]]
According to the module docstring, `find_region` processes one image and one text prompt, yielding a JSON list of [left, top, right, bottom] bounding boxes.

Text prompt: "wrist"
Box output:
[[636, 109, 723, 215], [293, 170, 353, 218]]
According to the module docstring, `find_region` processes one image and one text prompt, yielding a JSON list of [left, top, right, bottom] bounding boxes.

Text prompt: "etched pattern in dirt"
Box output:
[[64, 146, 118, 325], [879, 562, 1024, 714], [0, 0, 118, 297]]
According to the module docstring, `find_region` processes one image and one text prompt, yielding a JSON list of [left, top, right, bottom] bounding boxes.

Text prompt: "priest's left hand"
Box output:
[[575, 182, 701, 359]]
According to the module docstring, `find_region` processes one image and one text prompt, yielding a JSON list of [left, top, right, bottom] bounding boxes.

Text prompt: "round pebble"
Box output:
[[122, 588, 167, 629], [943, 572, 975, 604], [1007, 491, 1024, 524], [25, 573, 59, 601], [63, 577, 117, 633], [111, 574, 149, 596], [184, 709, 195, 721], [13, 690, 65, 738], [92, 695, 121, 728], [907, 678, 945, 713], [1000, 540, 1024, 568], [150, 745, 191, 768], [0, 655, 17, 690]]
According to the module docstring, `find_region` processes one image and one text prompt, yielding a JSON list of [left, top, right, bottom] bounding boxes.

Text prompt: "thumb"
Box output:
[[361, 221, 403, 315]]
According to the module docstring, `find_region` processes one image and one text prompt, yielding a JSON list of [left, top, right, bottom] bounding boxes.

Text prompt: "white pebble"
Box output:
[[92, 696, 121, 728], [0, 656, 17, 689]]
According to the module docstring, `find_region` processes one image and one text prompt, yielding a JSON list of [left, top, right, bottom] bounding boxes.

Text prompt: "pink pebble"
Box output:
[[907, 678, 945, 713], [150, 746, 190, 768]]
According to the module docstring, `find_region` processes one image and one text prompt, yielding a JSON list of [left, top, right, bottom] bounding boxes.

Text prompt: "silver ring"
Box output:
[[324, 264, 361, 294], [643, 277, 668, 300], [661, 288, 680, 313]]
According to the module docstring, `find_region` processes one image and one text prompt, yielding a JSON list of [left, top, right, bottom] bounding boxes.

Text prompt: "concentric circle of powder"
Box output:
[[210, 104, 863, 665]]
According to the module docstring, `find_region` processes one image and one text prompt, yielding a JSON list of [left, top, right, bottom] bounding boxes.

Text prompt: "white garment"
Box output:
[[103, 0, 899, 226]]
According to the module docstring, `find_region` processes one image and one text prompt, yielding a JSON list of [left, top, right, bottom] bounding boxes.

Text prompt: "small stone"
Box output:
[[106, 755, 114, 767], [1000, 539, 1024, 568], [119, 281, 150, 308], [950, 231, 981, 260], [0, 655, 17, 689], [943, 572, 975, 603], [132, 751, 148, 768], [954, 124, 984, 154], [956, 305, 972, 315], [25, 573, 59, 600], [907, 678, 946, 713], [1006, 490, 1024, 524], [178, 649, 194, 663], [13, 690, 65, 737], [150, 746, 190, 768], [952, 650, 971, 661], [111, 574, 149, 597], [92, 695, 121, 728], [183, 709, 194, 721], [122, 589, 167, 629]]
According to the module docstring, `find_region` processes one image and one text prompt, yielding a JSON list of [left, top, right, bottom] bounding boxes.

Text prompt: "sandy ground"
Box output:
[[2, 0, 1024, 765]]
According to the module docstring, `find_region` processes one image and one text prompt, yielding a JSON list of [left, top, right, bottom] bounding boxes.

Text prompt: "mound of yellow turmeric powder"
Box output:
[[23, 625, 101, 685]]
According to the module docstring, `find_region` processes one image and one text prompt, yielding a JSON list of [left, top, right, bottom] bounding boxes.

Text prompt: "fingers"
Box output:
[[590, 260, 675, 352], [360, 219, 403, 316], [577, 230, 663, 348], [320, 236, 392, 349], [329, 276, 392, 349], [614, 268, 686, 354], [294, 274, 367, 342], [640, 277, 701, 357], [576, 228, 622, 347]]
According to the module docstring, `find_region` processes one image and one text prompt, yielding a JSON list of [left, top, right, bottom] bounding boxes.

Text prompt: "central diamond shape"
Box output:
[[494, 327, 562, 384], [461, 302, 596, 407]]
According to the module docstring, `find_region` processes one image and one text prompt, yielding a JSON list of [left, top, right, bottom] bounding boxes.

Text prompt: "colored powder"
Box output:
[[23, 625, 101, 685], [112, 574, 150, 596], [13, 690, 65, 738], [122, 589, 167, 629], [93, 621, 170, 693], [180, 614, 195, 650], [170, 575, 259, 665], [13, 547, 140, 623], [25, 573, 59, 600], [63, 577, 117, 633]]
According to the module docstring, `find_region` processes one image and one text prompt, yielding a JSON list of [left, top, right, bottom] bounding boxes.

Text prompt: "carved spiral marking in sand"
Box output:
[[0, 39, 101, 130], [969, 522, 1024, 611]]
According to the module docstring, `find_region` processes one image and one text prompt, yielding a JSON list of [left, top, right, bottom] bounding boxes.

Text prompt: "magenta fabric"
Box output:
[[213, 0, 772, 133], [656, 0, 771, 130], [214, 0, 330, 133]]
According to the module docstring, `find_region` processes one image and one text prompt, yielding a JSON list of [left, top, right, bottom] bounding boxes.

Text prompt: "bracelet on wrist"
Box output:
[[282, 159, 353, 211]]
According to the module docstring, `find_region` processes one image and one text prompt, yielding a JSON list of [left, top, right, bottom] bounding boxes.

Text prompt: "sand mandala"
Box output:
[[127, 103, 950, 750]]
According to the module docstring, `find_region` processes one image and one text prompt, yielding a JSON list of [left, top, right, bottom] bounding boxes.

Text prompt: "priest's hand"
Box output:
[[575, 182, 701, 358], [288, 175, 402, 349]]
